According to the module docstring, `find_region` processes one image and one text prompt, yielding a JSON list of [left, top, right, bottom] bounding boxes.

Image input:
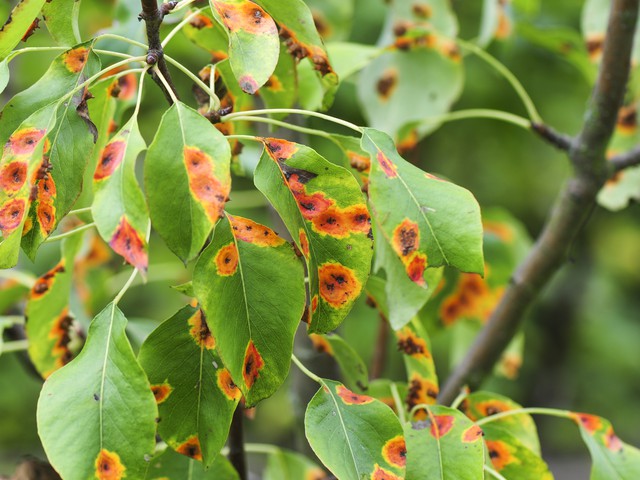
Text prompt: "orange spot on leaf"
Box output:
[[310, 295, 319, 313], [392, 219, 419, 258], [95, 449, 126, 480], [299, 229, 310, 258], [407, 374, 438, 418], [63, 47, 89, 74], [230, 216, 285, 247], [47, 307, 75, 374], [486, 440, 516, 471], [94, 140, 126, 181], [406, 253, 427, 286], [264, 138, 299, 160], [344, 204, 371, 234], [0, 198, 26, 235], [189, 13, 214, 29], [36, 201, 56, 235], [336, 385, 374, 405], [151, 383, 173, 404], [311, 206, 350, 237], [429, 414, 455, 439], [214, 242, 238, 276], [571, 413, 603, 434], [109, 216, 148, 272], [396, 327, 430, 358], [188, 310, 216, 349], [462, 424, 483, 443], [382, 435, 406, 468], [0, 161, 27, 192], [347, 151, 371, 173], [217, 368, 242, 401], [183, 146, 229, 223], [473, 400, 514, 420], [30, 262, 65, 299], [377, 69, 398, 101], [371, 464, 402, 480], [6, 128, 46, 155], [604, 426, 623, 452], [242, 341, 264, 389], [309, 334, 333, 355], [376, 151, 398, 178], [318, 263, 362, 309], [212, 1, 277, 35], [176, 435, 203, 461], [483, 220, 514, 243]]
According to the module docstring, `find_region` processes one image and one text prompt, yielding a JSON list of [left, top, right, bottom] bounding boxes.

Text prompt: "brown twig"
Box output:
[[228, 405, 248, 480], [139, 0, 179, 104], [370, 313, 390, 380], [530, 122, 574, 151], [439, 0, 639, 405], [609, 144, 640, 172]]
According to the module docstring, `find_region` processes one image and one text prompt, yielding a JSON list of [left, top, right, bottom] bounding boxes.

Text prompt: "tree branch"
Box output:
[[228, 405, 248, 480], [139, 0, 179, 104], [609, 144, 640, 172], [439, 0, 639, 405], [530, 122, 574, 151]]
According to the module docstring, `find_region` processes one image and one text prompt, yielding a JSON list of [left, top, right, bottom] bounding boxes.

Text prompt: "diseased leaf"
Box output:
[[210, 0, 280, 94], [138, 305, 239, 468], [145, 101, 231, 262], [258, 44, 297, 115], [264, 449, 327, 480], [582, 0, 640, 65], [254, 138, 373, 333], [366, 379, 408, 416], [43, 0, 82, 46], [0, 0, 47, 60], [482, 429, 554, 479], [194, 214, 305, 406], [0, 58, 9, 94], [145, 446, 239, 479], [309, 332, 369, 391], [303, 0, 355, 42], [405, 405, 485, 479], [92, 117, 149, 273], [183, 9, 229, 59], [37, 303, 158, 480], [305, 379, 405, 480], [326, 42, 381, 81]]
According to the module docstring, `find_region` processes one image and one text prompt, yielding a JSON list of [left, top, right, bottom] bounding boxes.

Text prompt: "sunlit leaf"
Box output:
[[0, 0, 47, 60], [194, 214, 305, 406], [264, 449, 327, 480], [37, 303, 158, 480], [309, 332, 369, 391], [0, 59, 9, 94], [258, 45, 297, 116], [326, 42, 381, 81], [138, 305, 238, 467], [254, 138, 373, 333], [43, 0, 82, 46], [305, 379, 405, 480], [145, 446, 239, 479]]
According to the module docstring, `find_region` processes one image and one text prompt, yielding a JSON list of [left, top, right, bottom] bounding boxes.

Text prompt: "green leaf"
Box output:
[[384, 0, 458, 39], [582, 0, 640, 64], [183, 9, 229, 55], [0, 0, 47, 60], [42, 0, 82, 46], [309, 332, 369, 391], [264, 449, 327, 480], [254, 138, 373, 333], [571, 412, 640, 479], [37, 303, 158, 480], [193, 214, 305, 406], [482, 429, 554, 480], [305, 379, 405, 480], [478, 0, 500, 47], [326, 42, 381, 81], [0, 273, 31, 313], [598, 166, 640, 210], [145, 446, 239, 479], [405, 405, 485, 479], [145, 101, 231, 263], [0, 58, 9, 94], [303, 0, 355, 42], [209, 0, 280, 94], [138, 305, 239, 467], [258, 44, 297, 115], [361, 128, 484, 283], [25, 233, 84, 378], [92, 117, 149, 273]]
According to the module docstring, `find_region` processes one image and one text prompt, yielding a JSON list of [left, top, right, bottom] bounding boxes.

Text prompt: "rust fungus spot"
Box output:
[[371, 464, 402, 480], [299, 229, 310, 258], [486, 440, 515, 471], [406, 253, 427, 286], [309, 333, 333, 355], [312, 207, 350, 238], [376, 69, 398, 101], [243, 341, 264, 389], [617, 103, 637, 134], [475, 400, 513, 419], [36, 201, 56, 235], [571, 412, 602, 434], [336, 385, 374, 405], [0, 161, 27, 192], [382, 435, 406, 468], [48, 307, 75, 373], [586, 33, 604, 61], [21, 18, 40, 42], [429, 414, 455, 439], [116, 74, 137, 101], [239, 75, 259, 95], [217, 368, 242, 401], [396, 327, 430, 358], [94, 140, 126, 181], [188, 310, 216, 349], [151, 383, 173, 404], [109, 216, 148, 272], [495, 7, 512, 39], [344, 204, 371, 234], [38, 175, 56, 199], [214, 242, 238, 276], [312, 10, 331, 38], [0, 198, 26, 235], [604, 426, 623, 452], [318, 263, 362, 309], [500, 353, 522, 380], [406, 374, 438, 415], [462, 425, 484, 443], [376, 151, 398, 178], [183, 146, 229, 223], [392, 219, 420, 258], [265, 74, 284, 92], [230, 215, 285, 247], [94, 449, 126, 480], [30, 262, 64, 298], [311, 294, 319, 313], [7, 127, 46, 155], [483, 220, 514, 243], [412, 3, 432, 18], [264, 137, 299, 160], [63, 46, 89, 74], [212, 2, 276, 35], [435, 37, 461, 62], [306, 468, 327, 480], [347, 151, 371, 173], [189, 13, 214, 29], [176, 435, 203, 460]]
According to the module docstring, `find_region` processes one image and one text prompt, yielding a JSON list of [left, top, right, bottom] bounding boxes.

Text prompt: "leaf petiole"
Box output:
[[164, 54, 221, 109], [484, 464, 508, 480], [161, 8, 206, 48], [222, 109, 363, 133], [291, 354, 322, 383], [474, 407, 571, 426], [223, 115, 332, 139], [44, 222, 96, 243], [1, 339, 29, 354]]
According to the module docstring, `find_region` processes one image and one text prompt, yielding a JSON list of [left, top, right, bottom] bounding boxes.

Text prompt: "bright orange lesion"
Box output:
[[62, 47, 89, 73], [299, 229, 310, 258], [176, 435, 203, 460], [376, 151, 398, 178], [214, 242, 238, 276], [30, 262, 65, 299], [217, 368, 242, 401], [6, 128, 46, 156], [48, 308, 75, 372], [371, 464, 402, 480], [212, 1, 277, 35], [604, 426, 623, 452], [242, 341, 264, 389], [109, 216, 148, 273], [382, 435, 406, 468], [461, 424, 483, 443], [0, 198, 27, 235], [95, 449, 126, 480], [230, 215, 285, 247], [347, 151, 371, 173], [396, 327, 430, 359], [309, 334, 333, 355], [343, 204, 371, 234], [486, 440, 516, 471], [188, 310, 216, 350], [439, 273, 502, 326], [471, 400, 515, 421], [483, 220, 514, 243], [0, 161, 28, 192], [36, 201, 56, 235], [183, 146, 230, 223], [391, 219, 427, 285], [318, 263, 362, 309], [406, 374, 438, 417], [151, 382, 173, 404], [263, 138, 299, 160], [94, 140, 126, 181], [311, 206, 350, 238], [429, 414, 454, 439], [336, 385, 374, 405], [570, 412, 603, 434]]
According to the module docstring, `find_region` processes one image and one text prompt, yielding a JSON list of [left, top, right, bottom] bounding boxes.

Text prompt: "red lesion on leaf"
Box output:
[[393, 219, 419, 258], [47, 307, 75, 374], [36, 201, 56, 235], [347, 151, 371, 173], [336, 385, 374, 405], [176, 435, 203, 461], [109, 216, 148, 272], [406, 253, 427, 286], [242, 340, 264, 389], [377, 68, 399, 101], [396, 327, 430, 359], [238, 75, 260, 95], [94, 140, 126, 181], [344, 204, 371, 234], [311, 206, 351, 238], [183, 146, 229, 223], [483, 220, 514, 243], [63, 47, 89, 74], [461, 424, 483, 443], [376, 151, 398, 178], [299, 229, 310, 258], [151, 382, 173, 404], [309, 333, 333, 355], [188, 310, 216, 349], [94, 449, 126, 480], [318, 263, 362, 309], [311, 294, 319, 313], [428, 414, 455, 439], [604, 426, 623, 452], [6, 128, 46, 156], [264, 138, 299, 160], [370, 464, 402, 480], [0, 161, 28, 192], [189, 13, 214, 29], [486, 440, 516, 471], [473, 400, 514, 420], [214, 242, 239, 276], [217, 368, 242, 401], [230, 215, 285, 247], [382, 435, 407, 468], [306, 468, 327, 480], [30, 262, 65, 299], [439, 273, 500, 326], [212, 1, 277, 35], [406, 374, 438, 418], [571, 412, 603, 434], [0, 198, 27, 235]]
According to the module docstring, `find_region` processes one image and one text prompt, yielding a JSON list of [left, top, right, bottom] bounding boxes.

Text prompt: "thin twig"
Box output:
[[439, 0, 639, 405], [609, 144, 640, 172], [530, 122, 574, 151], [370, 314, 390, 380], [228, 406, 248, 480]]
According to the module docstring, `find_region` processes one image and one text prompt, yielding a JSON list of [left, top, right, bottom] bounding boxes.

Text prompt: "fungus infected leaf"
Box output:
[[361, 128, 484, 282], [145, 101, 231, 263], [303, 0, 355, 42], [210, 0, 280, 94], [0, 0, 47, 60], [309, 332, 369, 391], [193, 215, 305, 406], [145, 446, 240, 479], [571, 412, 640, 479], [305, 379, 405, 480], [0, 59, 9, 94], [264, 449, 327, 480], [483, 431, 554, 479], [254, 138, 373, 333], [405, 405, 484, 479], [582, 0, 640, 65], [258, 45, 297, 115], [138, 305, 238, 468], [92, 117, 149, 273], [183, 8, 229, 58], [43, 0, 82, 46], [37, 303, 157, 480], [25, 234, 84, 378]]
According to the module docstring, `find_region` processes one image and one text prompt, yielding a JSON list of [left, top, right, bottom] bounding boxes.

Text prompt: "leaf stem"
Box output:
[[95, 33, 148, 50], [94, 49, 135, 60], [484, 465, 508, 480], [457, 38, 542, 124], [164, 54, 221, 109], [0, 316, 25, 326], [427, 109, 531, 129], [7, 46, 67, 61], [162, 7, 205, 48], [408, 402, 433, 420], [44, 223, 96, 243], [225, 134, 263, 143], [222, 109, 363, 133], [449, 390, 469, 410], [68, 207, 93, 216], [0, 270, 36, 288], [390, 382, 406, 424], [113, 268, 140, 306], [2, 339, 29, 353], [153, 65, 179, 104], [170, 0, 199, 13], [132, 68, 150, 119], [474, 407, 571, 427], [291, 354, 322, 383], [223, 115, 332, 138]]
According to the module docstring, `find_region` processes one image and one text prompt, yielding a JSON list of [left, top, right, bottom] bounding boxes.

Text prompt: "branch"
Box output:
[[370, 313, 390, 380], [530, 122, 574, 151], [609, 144, 640, 172], [228, 405, 248, 480], [439, 0, 639, 405], [139, 0, 179, 104]]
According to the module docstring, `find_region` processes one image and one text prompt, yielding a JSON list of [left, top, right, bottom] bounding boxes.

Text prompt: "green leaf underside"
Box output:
[[254, 138, 373, 333], [0, 0, 48, 60], [405, 405, 485, 479], [43, 0, 82, 46], [310, 332, 369, 391], [305, 379, 405, 480], [264, 449, 326, 480], [361, 128, 484, 284], [138, 305, 238, 468], [37, 303, 157, 480], [145, 101, 231, 263], [145, 446, 240, 479], [210, 0, 280, 94], [194, 214, 305, 406]]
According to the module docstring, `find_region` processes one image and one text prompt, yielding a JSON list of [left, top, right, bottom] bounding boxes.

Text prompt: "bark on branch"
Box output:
[[609, 144, 640, 172], [439, 0, 639, 405]]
